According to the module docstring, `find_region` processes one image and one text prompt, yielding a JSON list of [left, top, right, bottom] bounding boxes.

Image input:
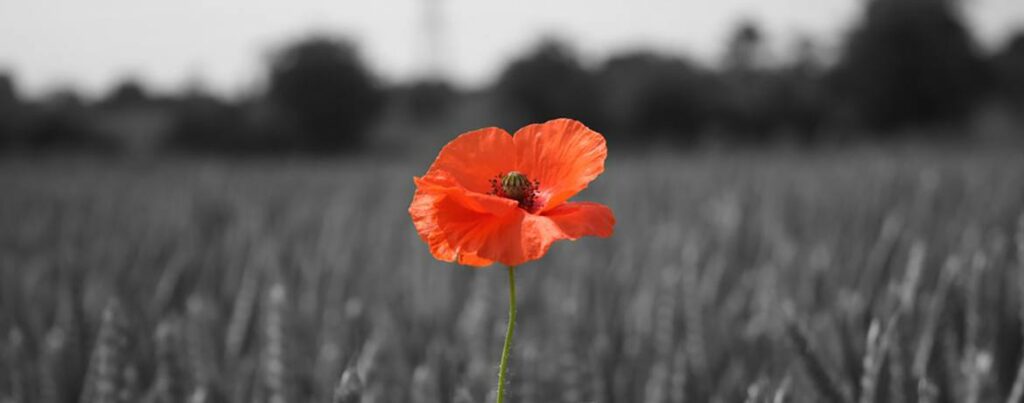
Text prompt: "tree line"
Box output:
[[1, 0, 1023, 155]]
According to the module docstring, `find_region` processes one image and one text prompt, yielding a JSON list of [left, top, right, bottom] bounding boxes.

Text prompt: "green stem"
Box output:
[[496, 265, 517, 403]]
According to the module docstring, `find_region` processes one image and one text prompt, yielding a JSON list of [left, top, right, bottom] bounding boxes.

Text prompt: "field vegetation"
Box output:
[[1, 149, 1023, 402]]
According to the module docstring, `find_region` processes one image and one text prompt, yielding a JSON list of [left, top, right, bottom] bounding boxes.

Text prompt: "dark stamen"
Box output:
[[489, 171, 540, 212]]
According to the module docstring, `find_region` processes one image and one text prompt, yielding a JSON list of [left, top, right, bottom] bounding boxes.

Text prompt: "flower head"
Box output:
[[409, 118, 615, 267]]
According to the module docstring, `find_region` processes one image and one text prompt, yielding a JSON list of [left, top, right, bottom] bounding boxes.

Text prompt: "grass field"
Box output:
[[1, 149, 1023, 403]]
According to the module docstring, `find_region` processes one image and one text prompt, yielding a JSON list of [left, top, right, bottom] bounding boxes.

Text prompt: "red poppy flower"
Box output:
[[409, 118, 615, 267]]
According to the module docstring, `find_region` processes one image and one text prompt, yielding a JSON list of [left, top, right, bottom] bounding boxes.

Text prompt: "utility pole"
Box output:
[[420, 0, 445, 81]]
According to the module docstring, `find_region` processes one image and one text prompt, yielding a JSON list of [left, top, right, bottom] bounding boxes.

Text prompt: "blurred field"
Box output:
[[1, 148, 1024, 403]]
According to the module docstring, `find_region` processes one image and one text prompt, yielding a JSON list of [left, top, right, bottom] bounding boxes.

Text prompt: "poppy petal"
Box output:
[[411, 120, 614, 268], [409, 180, 495, 267], [440, 209, 540, 267], [434, 195, 526, 265], [541, 202, 616, 239], [434, 201, 614, 267], [455, 250, 493, 267], [426, 127, 516, 194], [415, 171, 518, 217], [513, 118, 607, 212], [488, 203, 615, 266]]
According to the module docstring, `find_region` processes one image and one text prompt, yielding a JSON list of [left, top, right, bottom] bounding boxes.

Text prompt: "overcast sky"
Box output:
[[1, 0, 1022, 97]]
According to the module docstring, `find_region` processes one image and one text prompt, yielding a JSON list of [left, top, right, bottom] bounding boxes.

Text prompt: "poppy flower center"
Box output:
[[490, 171, 540, 212]]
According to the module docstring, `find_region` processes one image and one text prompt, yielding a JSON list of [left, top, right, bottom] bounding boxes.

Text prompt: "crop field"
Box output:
[[1, 149, 1024, 403]]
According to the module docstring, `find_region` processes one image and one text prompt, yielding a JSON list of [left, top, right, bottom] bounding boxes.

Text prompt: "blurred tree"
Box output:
[[722, 19, 766, 74], [0, 73, 15, 102], [166, 93, 243, 153], [832, 0, 986, 132], [716, 20, 779, 142], [0, 73, 22, 150], [767, 38, 829, 144], [495, 39, 603, 130], [992, 31, 1024, 108], [267, 36, 384, 152], [598, 52, 718, 145], [406, 79, 456, 123], [101, 78, 150, 108], [166, 90, 292, 154], [27, 90, 115, 151]]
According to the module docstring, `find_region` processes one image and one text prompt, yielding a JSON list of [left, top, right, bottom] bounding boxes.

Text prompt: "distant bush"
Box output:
[[760, 60, 829, 144], [99, 79, 150, 108], [832, 0, 986, 132], [404, 79, 456, 123], [267, 36, 385, 152], [592, 24, 829, 146], [715, 21, 781, 143], [0, 73, 23, 151], [495, 39, 603, 130], [992, 31, 1024, 108], [597, 52, 718, 145], [165, 95, 276, 154], [25, 91, 118, 152]]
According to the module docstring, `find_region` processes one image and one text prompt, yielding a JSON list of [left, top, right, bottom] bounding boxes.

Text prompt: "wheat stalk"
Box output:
[[332, 368, 362, 403], [669, 344, 688, 403], [263, 281, 290, 403], [185, 295, 220, 399], [148, 318, 188, 403], [410, 363, 440, 403], [5, 327, 26, 403], [452, 386, 474, 403], [963, 252, 988, 403], [744, 379, 767, 403], [1006, 216, 1024, 403], [917, 378, 938, 403], [784, 304, 850, 403], [39, 327, 68, 403], [856, 319, 883, 403], [912, 254, 960, 398], [772, 375, 792, 403], [226, 258, 263, 360], [858, 242, 925, 403], [79, 297, 128, 403]]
